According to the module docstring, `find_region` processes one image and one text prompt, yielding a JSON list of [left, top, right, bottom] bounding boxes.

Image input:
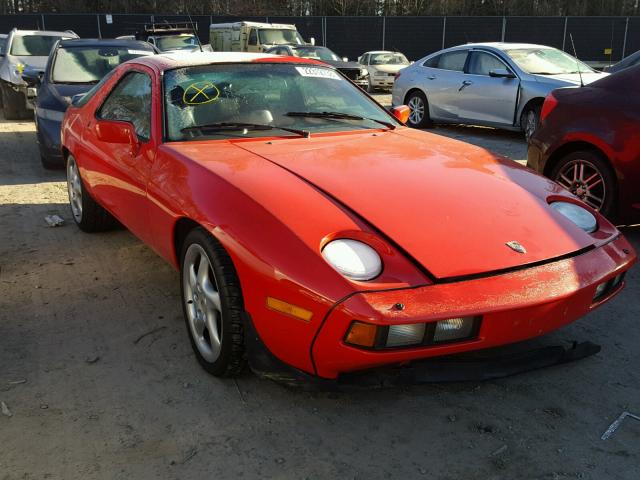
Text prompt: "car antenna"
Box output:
[[569, 33, 584, 87], [187, 11, 204, 52]]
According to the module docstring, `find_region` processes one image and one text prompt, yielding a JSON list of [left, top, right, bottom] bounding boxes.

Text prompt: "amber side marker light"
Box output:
[[345, 322, 379, 348], [266, 297, 313, 322]]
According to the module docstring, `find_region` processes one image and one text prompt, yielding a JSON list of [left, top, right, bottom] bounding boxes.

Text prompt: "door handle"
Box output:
[[427, 75, 436, 80], [458, 80, 473, 91]]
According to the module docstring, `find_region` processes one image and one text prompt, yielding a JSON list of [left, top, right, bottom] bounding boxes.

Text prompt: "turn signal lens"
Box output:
[[266, 297, 313, 322], [345, 322, 378, 348]]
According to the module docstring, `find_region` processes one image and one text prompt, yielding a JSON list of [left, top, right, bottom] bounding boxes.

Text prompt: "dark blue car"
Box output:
[[34, 38, 156, 168]]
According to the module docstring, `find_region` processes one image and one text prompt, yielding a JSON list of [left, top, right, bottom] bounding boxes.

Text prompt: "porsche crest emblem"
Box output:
[[505, 241, 526, 254]]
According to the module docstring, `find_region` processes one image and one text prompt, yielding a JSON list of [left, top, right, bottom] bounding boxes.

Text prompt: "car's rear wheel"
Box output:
[[550, 150, 616, 217], [180, 228, 245, 377], [406, 90, 432, 128], [1, 83, 29, 120], [66, 155, 117, 232], [521, 104, 541, 141]]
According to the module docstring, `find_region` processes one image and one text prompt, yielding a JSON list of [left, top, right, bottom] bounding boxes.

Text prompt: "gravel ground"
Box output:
[[0, 114, 638, 479]]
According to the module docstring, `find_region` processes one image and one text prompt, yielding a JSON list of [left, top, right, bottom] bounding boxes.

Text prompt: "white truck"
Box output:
[[209, 21, 306, 53], [0, 28, 78, 119]]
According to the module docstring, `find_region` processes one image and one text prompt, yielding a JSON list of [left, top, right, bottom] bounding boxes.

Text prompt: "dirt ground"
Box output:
[[1, 114, 639, 480]]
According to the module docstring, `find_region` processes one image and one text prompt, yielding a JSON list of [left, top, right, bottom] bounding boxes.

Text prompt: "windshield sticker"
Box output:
[[295, 66, 340, 80], [128, 49, 153, 55], [182, 82, 220, 105]]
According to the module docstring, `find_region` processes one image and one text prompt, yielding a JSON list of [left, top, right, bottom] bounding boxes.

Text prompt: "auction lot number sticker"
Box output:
[[295, 66, 341, 80]]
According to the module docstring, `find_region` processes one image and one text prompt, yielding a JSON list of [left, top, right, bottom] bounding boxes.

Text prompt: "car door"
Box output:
[[419, 49, 469, 121], [86, 68, 158, 242], [456, 49, 520, 126]]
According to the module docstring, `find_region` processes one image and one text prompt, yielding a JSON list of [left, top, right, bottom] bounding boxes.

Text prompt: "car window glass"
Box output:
[[360, 54, 368, 64], [468, 51, 508, 75], [99, 71, 152, 141], [0, 38, 6, 55], [10, 35, 67, 56], [248, 29, 257, 46], [423, 54, 440, 68], [437, 51, 468, 71]]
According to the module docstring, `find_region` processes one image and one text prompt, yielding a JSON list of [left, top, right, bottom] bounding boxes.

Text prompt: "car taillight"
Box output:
[[540, 92, 559, 123]]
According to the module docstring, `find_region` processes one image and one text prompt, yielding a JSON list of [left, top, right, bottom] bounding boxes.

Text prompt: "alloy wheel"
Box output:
[[408, 96, 425, 125], [66, 157, 83, 222], [182, 244, 223, 363], [555, 159, 606, 211]]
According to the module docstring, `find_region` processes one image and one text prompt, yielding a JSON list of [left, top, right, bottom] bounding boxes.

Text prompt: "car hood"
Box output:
[[233, 129, 600, 279], [534, 71, 607, 86], [370, 64, 408, 74], [320, 59, 362, 70]]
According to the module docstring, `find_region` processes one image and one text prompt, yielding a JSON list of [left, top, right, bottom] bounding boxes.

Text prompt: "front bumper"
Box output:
[[35, 114, 64, 165], [371, 74, 396, 89], [312, 235, 636, 379]]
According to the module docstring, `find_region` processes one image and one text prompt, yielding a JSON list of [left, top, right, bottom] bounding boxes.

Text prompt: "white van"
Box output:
[[209, 21, 305, 53]]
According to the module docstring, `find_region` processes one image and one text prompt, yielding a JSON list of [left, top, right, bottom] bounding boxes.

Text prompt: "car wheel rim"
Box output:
[[555, 159, 606, 211], [183, 244, 223, 363], [66, 157, 83, 222], [525, 111, 537, 138], [408, 96, 424, 125]]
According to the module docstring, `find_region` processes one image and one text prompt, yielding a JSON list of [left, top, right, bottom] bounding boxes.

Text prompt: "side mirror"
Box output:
[[22, 70, 42, 87], [489, 68, 516, 79], [390, 105, 410, 124], [95, 120, 140, 157]]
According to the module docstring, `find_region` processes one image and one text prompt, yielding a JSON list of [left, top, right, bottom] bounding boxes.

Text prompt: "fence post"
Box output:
[[501, 16, 506, 42], [40, 13, 45, 30], [96, 14, 102, 38], [382, 16, 386, 50], [442, 16, 446, 49], [562, 16, 568, 51], [622, 16, 629, 58]]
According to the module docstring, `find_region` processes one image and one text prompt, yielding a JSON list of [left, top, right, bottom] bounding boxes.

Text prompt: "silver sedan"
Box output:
[[392, 42, 607, 139]]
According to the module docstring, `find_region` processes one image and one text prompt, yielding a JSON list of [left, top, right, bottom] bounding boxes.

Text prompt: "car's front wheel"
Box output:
[[66, 155, 117, 232], [550, 150, 616, 217], [1, 83, 29, 120], [406, 90, 432, 128], [180, 228, 246, 377]]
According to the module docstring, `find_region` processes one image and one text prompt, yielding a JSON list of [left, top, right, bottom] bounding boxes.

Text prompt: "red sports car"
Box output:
[[527, 65, 640, 223], [61, 53, 636, 382]]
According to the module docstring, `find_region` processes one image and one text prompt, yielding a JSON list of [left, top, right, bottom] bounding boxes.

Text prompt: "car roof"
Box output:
[[129, 51, 325, 71], [11, 29, 76, 37], [58, 38, 154, 49], [455, 42, 555, 51], [364, 51, 402, 55]]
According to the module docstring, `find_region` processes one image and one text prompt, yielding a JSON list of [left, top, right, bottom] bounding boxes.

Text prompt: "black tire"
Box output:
[[66, 155, 118, 232], [521, 103, 541, 142], [550, 150, 617, 218], [180, 227, 246, 377], [1, 83, 29, 120], [405, 90, 433, 128], [40, 154, 61, 170]]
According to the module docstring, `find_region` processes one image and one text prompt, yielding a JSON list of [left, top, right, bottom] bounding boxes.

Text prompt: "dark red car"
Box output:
[[527, 65, 640, 223]]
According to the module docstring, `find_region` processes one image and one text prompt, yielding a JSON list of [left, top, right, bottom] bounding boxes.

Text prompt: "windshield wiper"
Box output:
[[285, 111, 396, 130], [181, 122, 310, 138]]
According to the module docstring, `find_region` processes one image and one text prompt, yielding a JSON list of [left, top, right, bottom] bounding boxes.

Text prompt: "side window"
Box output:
[[423, 54, 441, 68], [98, 71, 152, 141], [360, 54, 369, 65], [468, 51, 509, 75], [437, 51, 468, 71], [248, 29, 257, 46]]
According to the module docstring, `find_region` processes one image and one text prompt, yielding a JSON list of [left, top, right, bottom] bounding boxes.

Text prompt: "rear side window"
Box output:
[[98, 71, 152, 141], [438, 51, 468, 71], [423, 54, 440, 68]]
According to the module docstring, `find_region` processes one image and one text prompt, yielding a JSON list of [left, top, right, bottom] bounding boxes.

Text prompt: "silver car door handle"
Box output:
[[458, 80, 473, 91]]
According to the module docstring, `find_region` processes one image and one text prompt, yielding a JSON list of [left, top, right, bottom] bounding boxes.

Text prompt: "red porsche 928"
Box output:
[[61, 53, 636, 382]]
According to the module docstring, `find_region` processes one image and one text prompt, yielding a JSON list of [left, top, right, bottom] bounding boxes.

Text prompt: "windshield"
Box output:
[[370, 53, 409, 65], [293, 47, 340, 62], [155, 35, 199, 52], [10, 35, 68, 56], [52, 46, 154, 84], [164, 63, 397, 141], [258, 29, 304, 45], [504, 47, 594, 75]]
